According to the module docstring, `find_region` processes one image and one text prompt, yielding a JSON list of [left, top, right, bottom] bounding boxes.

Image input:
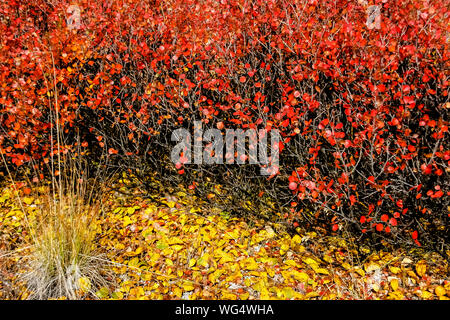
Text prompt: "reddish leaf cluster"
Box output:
[[0, 0, 448, 249]]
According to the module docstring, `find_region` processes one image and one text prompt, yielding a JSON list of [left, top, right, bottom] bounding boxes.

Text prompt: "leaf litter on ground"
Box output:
[[0, 183, 449, 300]]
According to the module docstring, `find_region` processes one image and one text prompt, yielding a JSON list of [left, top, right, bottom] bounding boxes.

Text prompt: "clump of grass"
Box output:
[[1, 150, 112, 299], [23, 189, 106, 299], [22, 155, 113, 299]]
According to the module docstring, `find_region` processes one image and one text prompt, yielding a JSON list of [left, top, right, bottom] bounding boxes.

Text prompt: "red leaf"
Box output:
[[389, 218, 397, 226]]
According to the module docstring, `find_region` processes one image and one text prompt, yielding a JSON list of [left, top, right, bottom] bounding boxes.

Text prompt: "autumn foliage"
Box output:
[[0, 0, 448, 251]]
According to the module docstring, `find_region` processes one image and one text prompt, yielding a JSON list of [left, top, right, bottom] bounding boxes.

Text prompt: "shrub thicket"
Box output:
[[0, 0, 448, 251]]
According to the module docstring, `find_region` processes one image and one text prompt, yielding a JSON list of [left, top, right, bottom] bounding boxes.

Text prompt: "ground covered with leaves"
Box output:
[[0, 179, 449, 300]]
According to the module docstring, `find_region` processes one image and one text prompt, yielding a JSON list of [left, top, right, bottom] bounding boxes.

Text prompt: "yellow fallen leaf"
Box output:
[[189, 258, 196, 267], [173, 287, 183, 298], [365, 263, 380, 273], [354, 268, 365, 277], [291, 234, 302, 245], [280, 242, 290, 255], [78, 277, 91, 292], [148, 252, 160, 263], [267, 267, 275, 277], [407, 270, 419, 280], [123, 216, 133, 227], [197, 254, 210, 267], [326, 293, 337, 300], [218, 252, 234, 264], [303, 257, 319, 266], [388, 291, 404, 300], [421, 290, 434, 299], [435, 286, 446, 297], [96, 287, 109, 299], [240, 292, 249, 300], [167, 201, 176, 208], [416, 260, 426, 277], [112, 291, 124, 300], [315, 268, 330, 275], [172, 245, 183, 251], [183, 283, 195, 291], [222, 291, 237, 299], [125, 246, 143, 256], [389, 266, 401, 274], [162, 247, 174, 257], [241, 258, 259, 271], [341, 262, 351, 270], [291, 271, 309, 282], [23, 197, 34, 205], [390, 279, 399, 291], [282, 287, 295, 299], [208, 269, 224, 284], [129, 286, 145, 298], [128, 257, 141, 267], [285, 260, 298, 267], [305, 291, 319, 299], [168, 237, 184, 245], [166, 258, 174, 266]]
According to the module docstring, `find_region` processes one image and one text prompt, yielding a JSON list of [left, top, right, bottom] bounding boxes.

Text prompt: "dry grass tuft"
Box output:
[[23, 190, 107, 299], [1, 151, 112, 299], [22, 156, 112, 299]]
